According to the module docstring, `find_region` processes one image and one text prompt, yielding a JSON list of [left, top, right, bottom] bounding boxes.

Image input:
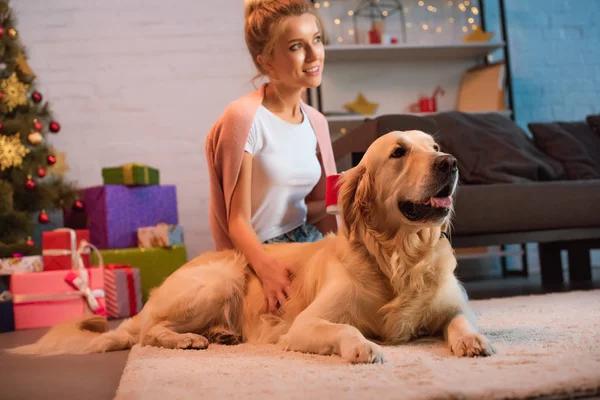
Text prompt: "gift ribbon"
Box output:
[[12, 289, 105, 306], [64, 271, 106, 316], [105, 264, 138, 317], [41, 228, 106, 315], [122, 163, 149, 185]]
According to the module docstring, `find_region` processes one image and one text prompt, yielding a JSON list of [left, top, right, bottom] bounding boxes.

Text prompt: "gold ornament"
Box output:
[[48, 147, 70, 178], [8, 28, 18, 39], [344, 93, 379, 115], [1, 73, 29, 111], [0, 133, 30, 170], [28, 131, 43, 146], [16, 51, 36, 79]]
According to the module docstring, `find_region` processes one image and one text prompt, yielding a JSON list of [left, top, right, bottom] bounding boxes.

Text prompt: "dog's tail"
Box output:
[[7, 314, 140, 356]]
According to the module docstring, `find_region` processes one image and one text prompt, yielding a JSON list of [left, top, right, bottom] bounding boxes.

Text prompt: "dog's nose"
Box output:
[[435, 155, 458, 173]]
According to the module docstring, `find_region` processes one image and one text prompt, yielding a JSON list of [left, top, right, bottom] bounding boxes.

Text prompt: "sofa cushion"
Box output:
[[452, 180, 600, 235], [430, 112, 566, 184], [528, 121, 600, 180]]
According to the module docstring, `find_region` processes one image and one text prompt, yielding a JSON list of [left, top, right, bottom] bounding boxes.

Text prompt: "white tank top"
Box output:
[[244, 105, 322, 242]]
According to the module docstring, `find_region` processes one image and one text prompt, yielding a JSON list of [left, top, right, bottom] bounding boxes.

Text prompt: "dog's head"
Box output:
[[338, 130, 458, 236]]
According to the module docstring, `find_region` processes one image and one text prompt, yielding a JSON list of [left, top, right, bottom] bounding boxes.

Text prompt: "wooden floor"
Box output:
[[2, 268, 600, 400]]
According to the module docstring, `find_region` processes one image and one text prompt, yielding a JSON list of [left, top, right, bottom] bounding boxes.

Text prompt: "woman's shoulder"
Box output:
[[218, 88, 263, 126]]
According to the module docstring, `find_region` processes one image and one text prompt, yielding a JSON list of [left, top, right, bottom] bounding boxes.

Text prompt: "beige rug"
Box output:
[[115, 290, 600, 400]]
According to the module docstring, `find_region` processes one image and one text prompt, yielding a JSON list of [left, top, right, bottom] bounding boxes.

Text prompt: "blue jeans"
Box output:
[[263, 222, 324, 244]]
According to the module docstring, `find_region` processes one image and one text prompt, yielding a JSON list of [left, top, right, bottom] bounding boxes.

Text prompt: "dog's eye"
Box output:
[[433, 144, 440, 152], [390, 147, 406, 158]]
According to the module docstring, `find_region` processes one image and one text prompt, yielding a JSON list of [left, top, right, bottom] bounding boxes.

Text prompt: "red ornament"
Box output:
[[49, 121, 61, 133], [37, 167, 47, 177], [32, 91, 43, 103], [26, 237, 35, 247], [0, 27, 3, 37], [33, 119, 43, 131], [47, 154, 56, 165], [38, 210, 50, 224], [25, 176, 36, 191], [0, 92, 3, 100], [0, 122, 3, 132], [73, 200, 85, 212]]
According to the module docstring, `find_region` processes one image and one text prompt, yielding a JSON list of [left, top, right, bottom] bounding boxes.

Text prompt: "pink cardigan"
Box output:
[[205, 84, 339, 250]]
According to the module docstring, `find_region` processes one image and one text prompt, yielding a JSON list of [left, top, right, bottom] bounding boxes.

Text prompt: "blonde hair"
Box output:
[[244, 0, 325, 83]]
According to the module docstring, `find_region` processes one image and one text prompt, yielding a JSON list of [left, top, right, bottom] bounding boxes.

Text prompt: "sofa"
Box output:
[[331, 112, 600, 286]]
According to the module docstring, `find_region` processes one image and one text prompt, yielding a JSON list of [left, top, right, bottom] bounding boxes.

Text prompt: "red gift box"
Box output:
[[42, 228, 91, 271], [326, 174, 342, 215]]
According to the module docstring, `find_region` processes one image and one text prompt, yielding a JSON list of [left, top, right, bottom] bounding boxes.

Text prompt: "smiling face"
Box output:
[[258, 13, 324, 89], [339, 130, 459, 235]]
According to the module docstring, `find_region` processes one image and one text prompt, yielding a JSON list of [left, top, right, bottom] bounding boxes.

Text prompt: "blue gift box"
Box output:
[[83, 185, 179, 249], [0, 290, 15, 332]]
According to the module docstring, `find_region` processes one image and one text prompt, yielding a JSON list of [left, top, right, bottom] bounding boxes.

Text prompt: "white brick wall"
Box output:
[[12, 0, 256, 258]]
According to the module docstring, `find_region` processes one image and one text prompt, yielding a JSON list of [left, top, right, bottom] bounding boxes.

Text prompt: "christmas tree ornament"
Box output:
[[26, 237, 35, 247], [28, 131, 43, 146], [37, 167, 47, 177], [33, 119, 43, 131], [32, 91, 43, 103], [7, 28, 17, 39], [0, 121, 3, 131], [48, 151, 70, 177], [38, 210, 50, 224], [0, 133, 31, 170], [49, 121, 61, 133], [15, 51, 36, 80], [1, 73, 29, 112], [47, 154, 56, 165], [73, 200, 85, 212], [24, 175, 36, 191], [0, 27, 3, 37]]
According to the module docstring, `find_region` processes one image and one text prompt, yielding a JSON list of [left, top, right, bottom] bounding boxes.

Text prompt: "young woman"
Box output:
[[205, 0, 338, 314]]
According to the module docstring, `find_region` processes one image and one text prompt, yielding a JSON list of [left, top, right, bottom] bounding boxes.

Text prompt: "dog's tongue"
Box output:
[[431, 197, 453, 208]]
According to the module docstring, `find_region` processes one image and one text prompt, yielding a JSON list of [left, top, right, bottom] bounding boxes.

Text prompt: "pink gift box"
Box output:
[[10, 267, 106, 330], [326, 174, 342, 215]]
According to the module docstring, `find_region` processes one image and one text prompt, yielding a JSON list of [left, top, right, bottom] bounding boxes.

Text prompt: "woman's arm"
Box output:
[[228, 152, 292, 314]]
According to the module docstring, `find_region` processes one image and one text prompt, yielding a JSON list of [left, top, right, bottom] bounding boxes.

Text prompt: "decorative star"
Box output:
[[344, 92, 379, 115]]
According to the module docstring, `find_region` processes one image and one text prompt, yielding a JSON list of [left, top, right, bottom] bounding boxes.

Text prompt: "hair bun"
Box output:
[[244, 0, 263, 18]]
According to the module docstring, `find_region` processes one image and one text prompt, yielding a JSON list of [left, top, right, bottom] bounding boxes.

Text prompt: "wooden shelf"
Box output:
[[326, 109, 513, 123], [324, 42, 505, 62]]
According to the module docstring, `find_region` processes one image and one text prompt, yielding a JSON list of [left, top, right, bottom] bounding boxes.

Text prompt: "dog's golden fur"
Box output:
[[9, 130, 495, 363]]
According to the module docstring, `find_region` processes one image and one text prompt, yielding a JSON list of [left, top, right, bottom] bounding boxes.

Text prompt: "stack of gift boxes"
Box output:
[[0, 163, 187, 332]]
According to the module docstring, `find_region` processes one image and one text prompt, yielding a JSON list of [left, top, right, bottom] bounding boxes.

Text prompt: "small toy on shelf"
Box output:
[[407, 86, 445, 113]]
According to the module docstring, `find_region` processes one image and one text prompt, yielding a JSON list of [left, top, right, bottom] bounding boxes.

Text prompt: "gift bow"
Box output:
[[42, 228, 107, 315], [64, 271, 106, 316]]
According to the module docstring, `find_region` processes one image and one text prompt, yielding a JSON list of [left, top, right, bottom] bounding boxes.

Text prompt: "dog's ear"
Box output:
[[338, 165, 375, 235]]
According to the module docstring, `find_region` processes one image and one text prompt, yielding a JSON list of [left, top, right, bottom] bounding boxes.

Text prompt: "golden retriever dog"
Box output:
[[10, 130, 495, 363]]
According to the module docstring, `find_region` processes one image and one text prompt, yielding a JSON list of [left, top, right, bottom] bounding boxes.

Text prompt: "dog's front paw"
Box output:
[[341, 340, 385, 364], [176, 333, 209, 350], [451, 333, 495, 357]]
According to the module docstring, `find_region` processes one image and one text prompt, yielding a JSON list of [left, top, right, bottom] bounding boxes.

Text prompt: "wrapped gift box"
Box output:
[[83, 185, 178, 249], [11, 267, 106, 330], [42, 229, 91, 271], [104, 264, 143, 319], [92, 245, 186, 303], [102, 163, 159, 186], [0, 290, 15, 332], [137, 223, 184, 249], [0, 255, 43, 275], [325, 174, 342, 215]]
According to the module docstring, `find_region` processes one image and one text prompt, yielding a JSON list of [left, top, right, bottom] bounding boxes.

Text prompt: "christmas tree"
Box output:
[[0, 0, 78, 258]]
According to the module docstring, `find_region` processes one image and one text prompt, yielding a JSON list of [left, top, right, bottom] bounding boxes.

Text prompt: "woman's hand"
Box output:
[[254, 256, 293, 314]]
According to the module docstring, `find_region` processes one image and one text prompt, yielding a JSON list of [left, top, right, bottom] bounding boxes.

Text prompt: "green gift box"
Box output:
[[102, 163, 160, 186], [91, 245, 187, 303]]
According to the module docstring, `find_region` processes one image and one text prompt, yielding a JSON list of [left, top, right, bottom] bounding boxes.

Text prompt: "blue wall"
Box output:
[[483, 0, 600, 130]]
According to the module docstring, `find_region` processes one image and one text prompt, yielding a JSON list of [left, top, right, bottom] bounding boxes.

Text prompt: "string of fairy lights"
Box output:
[[313, 0, 482, 45]]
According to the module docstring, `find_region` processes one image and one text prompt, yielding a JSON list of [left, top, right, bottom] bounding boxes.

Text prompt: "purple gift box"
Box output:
[[83, 185, 178, 249]]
